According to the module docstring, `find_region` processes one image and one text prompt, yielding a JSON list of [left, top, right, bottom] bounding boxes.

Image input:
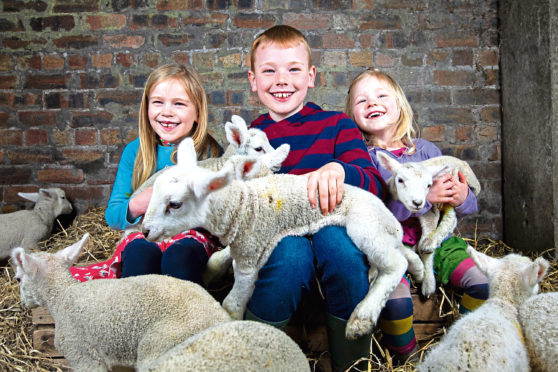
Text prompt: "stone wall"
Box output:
[[0, 0, 501, 239]]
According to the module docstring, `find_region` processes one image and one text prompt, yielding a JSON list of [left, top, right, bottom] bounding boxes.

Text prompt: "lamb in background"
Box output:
[[141, 138, 424, 340], [519, 291, 558, 372], [142, 320, 310, 372], [377, 153, 481, 296], [417, 247, 549, 372], [0, 188, 72, 260], [11, 234, 231, 372]]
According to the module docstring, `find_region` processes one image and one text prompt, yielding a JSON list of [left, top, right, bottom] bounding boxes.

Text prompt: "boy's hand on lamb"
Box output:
[[128, 187, 153, 220], [306, 162, 345, 215]]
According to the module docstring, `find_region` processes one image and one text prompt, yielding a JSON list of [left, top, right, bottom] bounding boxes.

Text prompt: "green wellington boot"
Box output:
[[244, 308, 291, 330], [327, 313, 372, 372]]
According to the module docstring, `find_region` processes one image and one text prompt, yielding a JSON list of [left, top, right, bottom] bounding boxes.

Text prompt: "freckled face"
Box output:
[[351, 76, 400, 140], [248, 42, 316, 122], [148, 78, 197, 145]]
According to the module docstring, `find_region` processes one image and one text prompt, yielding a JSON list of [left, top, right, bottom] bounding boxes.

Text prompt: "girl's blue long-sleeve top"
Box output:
[[105, 138, 175, 230]]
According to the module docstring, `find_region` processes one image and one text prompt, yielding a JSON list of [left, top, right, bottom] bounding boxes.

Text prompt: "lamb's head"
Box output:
[[226, 115, 275, 156], [11, 233, 89, 308], [142, 137, 264, 242], [377, 152, 451, 212], [18, 188, 73, 216], [467, 246, 549, 306]]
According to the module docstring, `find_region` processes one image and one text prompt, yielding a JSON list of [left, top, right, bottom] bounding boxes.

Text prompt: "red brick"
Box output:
[[0, 76, 17, 89], [30, 15, 75, 32], [86, 14, 126, 31], [61, 149, 104, 164], [384, 0, 427, 10], [8, 150, 54, 164], [116, 53, 134, 68], [360, 15, 402, 30], [68, 55, 87, 69], [323, 33, 355, 49], [92, 54, 113, 68], [37, 168, 84, 184], [100, 129, 123, 145], [17, 55, 42, 70], [349, 51, 373, 67], [25, 129, 48, 146], [158, 0, 202, 10], [64, 186, 105, 201], [480, 106, 500, 122], [455, 126, 473, 141], [158, 34, 193, 47], [0, 112, 11, 126], [53, 1, 98, 13], [18, 111, 57, 126], [478, 49, 499, 66], [96, 91, 142, 107], [283, 13, 329, 30], [44, 55, 65, 70], [0, 130, 23, 146], [53, 35, 99, 49], [434, 34, 478, 48], [75, 129, 98, 145], [375, 53, 397, 67], [0, 167, 32, 185], [103, 35, 144, 49], [232, 13, 275, 29], [182, 13, 227, 26], [476, 125, 498, 142], [141, 53, 160, 69], [71, 111, 114, 127], [452, 50, 473, 66], [433, 70, 474, 86], [359, 34, 373, 49], [422, 125, 445, 142], [0, 55, 14, 71], [24, 74, 67, 89]]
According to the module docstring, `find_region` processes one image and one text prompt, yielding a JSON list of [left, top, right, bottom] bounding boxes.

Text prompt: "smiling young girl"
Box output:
[[101, 63, 222, 284], [346, 68, 489, 363]]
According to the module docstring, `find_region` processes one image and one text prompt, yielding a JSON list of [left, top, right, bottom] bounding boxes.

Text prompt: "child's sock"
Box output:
[[379, 278, 417, 358], [450, 257, 489, 314]]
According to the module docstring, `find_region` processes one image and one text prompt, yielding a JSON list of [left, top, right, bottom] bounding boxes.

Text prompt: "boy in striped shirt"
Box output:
[[245, 24, 386, 372]]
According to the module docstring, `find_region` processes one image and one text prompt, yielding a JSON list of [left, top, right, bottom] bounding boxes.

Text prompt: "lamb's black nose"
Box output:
[[412, 200, 422, 208]]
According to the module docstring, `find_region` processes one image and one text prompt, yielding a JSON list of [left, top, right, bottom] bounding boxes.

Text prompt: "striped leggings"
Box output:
[[379, 236, 489, 358]]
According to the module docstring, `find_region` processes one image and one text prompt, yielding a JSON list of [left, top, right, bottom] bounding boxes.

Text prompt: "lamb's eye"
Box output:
[[397, 177, 404, 184], [168, 201, 182, 210], [427, 183, 432, 189], [254, 147, 264, 153]]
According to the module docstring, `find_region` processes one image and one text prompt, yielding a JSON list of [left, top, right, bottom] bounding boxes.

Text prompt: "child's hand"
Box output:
[[427, 172, 469, 207], [307, 162, 345, 215], [128, 187, 153, 220]]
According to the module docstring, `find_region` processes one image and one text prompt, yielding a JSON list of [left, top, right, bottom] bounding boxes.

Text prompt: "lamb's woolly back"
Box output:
[[519, 291, 558, 372], [142, 320, 310, 372], [142, 138, 424, 340], [0, 188, 72, 259], [11, 234, 231, 371], [418, 247, 549, 372]]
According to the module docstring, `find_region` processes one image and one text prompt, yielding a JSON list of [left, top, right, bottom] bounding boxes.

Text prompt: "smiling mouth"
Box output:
[[159, 121, 179, 128], [271, 92, 293, 99], [367, 111, 385, 119]]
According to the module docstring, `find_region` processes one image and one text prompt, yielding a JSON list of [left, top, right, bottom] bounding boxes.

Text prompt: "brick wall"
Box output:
[[0, 0, 501, 239]]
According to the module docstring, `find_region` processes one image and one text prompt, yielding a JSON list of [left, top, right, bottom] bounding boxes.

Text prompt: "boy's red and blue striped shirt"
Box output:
[[251, 102, 386, 199]]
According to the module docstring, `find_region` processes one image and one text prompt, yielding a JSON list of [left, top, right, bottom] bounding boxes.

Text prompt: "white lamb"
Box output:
[[142, 320, 310, 372], [11, 233, 231, 372], [377, 152, 481, 296], [519, 291, 558, 372], [141, 138, 424, 340], [417, 247, 549, 372], [0, 187, 73, 260]]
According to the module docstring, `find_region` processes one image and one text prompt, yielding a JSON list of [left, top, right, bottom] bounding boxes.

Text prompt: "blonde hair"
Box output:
[[345, 68, 417, 153], [250, 25, 312, 71], [132, 63, 221, 191]]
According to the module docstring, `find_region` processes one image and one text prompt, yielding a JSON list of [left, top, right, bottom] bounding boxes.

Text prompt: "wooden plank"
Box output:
[[32, 306, 54, 325], [32, 328, 62, 357], [412, 293, 448, 323], [414, 323, 447, 342]]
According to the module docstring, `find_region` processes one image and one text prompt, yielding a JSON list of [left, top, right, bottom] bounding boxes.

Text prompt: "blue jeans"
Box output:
[[246, 225, 370, 322], [120, 237, 208, 285]]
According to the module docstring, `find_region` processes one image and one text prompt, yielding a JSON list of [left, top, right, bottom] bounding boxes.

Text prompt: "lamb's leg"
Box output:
[[420, 252, 436, 297], [203, 246, 233, 286], [344, 222, 408, 339], [417, 208, 440, 253], [398, 244, 424, 282], [222, 264, 259, 320], [419, 206, 456, 254]]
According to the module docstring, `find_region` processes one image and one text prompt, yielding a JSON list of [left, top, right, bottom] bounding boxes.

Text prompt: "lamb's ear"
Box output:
[[225, 115, 248, 149], [428, 164, 452, 180], [11, 248, 42, 278], [376, 151, 400, 173], [176, 137, 198, 167], [17, 192, 40, 203], [524, 257, 550, 287], [54, 233, 89, 265], [262, 144, 290, 172], [467, 246, 498, 276], [193, 167, 232, 198]]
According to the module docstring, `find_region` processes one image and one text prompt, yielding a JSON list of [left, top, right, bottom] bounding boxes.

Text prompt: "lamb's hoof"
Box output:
[[419, 245, 435, 254], [346, 315, 374, 340], [421, 280, 436, 297]]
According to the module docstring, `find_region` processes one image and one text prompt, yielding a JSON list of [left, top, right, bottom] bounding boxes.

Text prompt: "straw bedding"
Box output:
[[0, 208, 556, 372]]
